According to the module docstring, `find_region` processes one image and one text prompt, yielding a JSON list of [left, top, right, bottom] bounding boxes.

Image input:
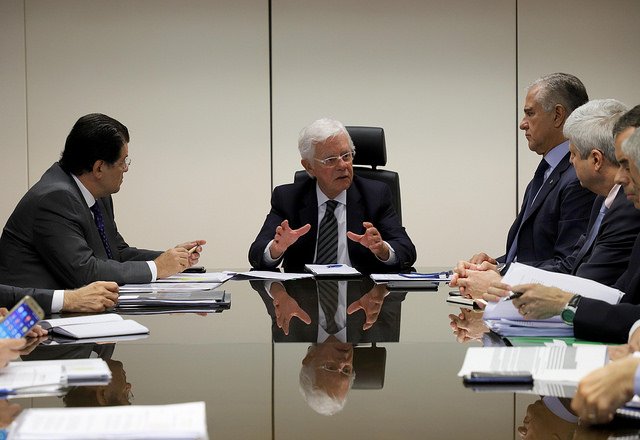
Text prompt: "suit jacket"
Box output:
[[251, 278, 405, 344], [500, 151, 596, 267], [0, 163, 162, 290], [537, 189, 640, 286], [248, 176, 417, 274], [573, 234, 640, 343], [0, 284, 56, 314]]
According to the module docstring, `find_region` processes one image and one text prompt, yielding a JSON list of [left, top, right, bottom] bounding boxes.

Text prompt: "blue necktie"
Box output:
[[574, 200, 608, 265], [91, 202, 113, 259], [316, 200, 339, 264]]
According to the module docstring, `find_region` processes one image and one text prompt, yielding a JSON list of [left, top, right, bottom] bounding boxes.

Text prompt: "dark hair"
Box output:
[[59, 113, 129, 175], [613, 105, 640, 137]]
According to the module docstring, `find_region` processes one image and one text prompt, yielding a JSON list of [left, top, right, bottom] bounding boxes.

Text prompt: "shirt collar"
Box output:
[[71, 174, 97, 208], [543, 140, 570, 170], [605, 183, 621, 209], [315, 183, 347, 207]]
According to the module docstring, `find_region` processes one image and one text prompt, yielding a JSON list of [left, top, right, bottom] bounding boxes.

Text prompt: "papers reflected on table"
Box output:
[[39, 314, 149, 339], [119, 282, 222, 293], [458, 345, 608, 383], [482, 263, 623, 337], [304, 264, 361, 277], [370, 271, 452, 283], [9, 401, 208, 440], [232, 271, 314, 281], [0, 358, 111, 398]]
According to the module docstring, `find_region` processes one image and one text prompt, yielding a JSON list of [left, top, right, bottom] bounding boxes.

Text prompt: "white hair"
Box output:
[[298, 118, 355, 163]]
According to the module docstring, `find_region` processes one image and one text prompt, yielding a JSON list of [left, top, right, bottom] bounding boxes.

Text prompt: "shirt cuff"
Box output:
[[262, 240, 282, 266], [51, 290, 65, 313], [147, 261, 158, 282], [377, 241, 398, 265], [633, 352, 640, 396], [629, 320, 640, 343]]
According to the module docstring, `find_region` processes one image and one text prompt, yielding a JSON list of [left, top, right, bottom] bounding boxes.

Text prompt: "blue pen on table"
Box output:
[[399, 270, 453, 279], [327, 264, 343, 268], [0, 389, 16, 397]]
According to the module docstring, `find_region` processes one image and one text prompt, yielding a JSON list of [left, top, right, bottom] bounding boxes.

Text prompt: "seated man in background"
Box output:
[[484, 126, 640, 343], [0, 113, 205, 296], [452, 101, 640, 297], [463, 73, 595, 268], [249, 118, 416, 274]]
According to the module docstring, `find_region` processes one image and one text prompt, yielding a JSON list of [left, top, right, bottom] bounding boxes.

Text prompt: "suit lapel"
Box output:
[[298, 184, 319, 263], [346, 182, 364, 257], [521, 152, 570, 223]]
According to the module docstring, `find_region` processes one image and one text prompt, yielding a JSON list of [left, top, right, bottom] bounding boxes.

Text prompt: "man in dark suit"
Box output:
[[484, 107, 640, 343], [248, 118, 416, 274], [467, 73, 595, 268], [0, 114, 205, 299], [452, 100, 638, 297]]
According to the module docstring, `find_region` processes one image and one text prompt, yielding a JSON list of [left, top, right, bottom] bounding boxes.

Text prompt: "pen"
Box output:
[[188, 245, 198, 254], [506, 291, 524, 301], [327, 264, 343, 268]]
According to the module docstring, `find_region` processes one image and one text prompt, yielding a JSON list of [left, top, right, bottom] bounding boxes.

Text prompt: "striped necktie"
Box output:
[[318, 280, 340, 334], [316, 200, 339, 264]]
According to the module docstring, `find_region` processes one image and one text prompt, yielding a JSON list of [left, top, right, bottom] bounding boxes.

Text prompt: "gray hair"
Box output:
[[622, 127, 640, 172], [528, 73, 589, 115], [298, 359, 355, 416], [563, 99, 628, 165], [298, 118, 355, 163]]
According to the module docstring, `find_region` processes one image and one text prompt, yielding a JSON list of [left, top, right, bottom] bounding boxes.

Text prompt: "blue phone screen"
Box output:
[[0, 302, 39, 339]]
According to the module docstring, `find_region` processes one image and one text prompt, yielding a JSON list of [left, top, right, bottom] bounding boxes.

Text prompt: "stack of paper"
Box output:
[[39, 314, 149, 339], [458, 345, 608, 382], [483, 263, 623, 337], [0, 358, 111, 398], [116, 290, 230, 312], [9, 401, 208, 440]]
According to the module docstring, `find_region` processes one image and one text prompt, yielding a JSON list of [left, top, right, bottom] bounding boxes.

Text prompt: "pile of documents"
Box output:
[[40, 314, 149, 339], [482, 263, 623, 337], [9, 401, 208, 440], [117, 272, 232, 314], [0, 358, 111, 398]]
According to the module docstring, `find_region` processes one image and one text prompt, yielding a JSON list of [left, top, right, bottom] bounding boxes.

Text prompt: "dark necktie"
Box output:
[[574, 200, 608, 266], [91, 202, 113, 259], [505, 159, 550, 264], [316, 200, 339, 264], [318, 280, 340, 334]]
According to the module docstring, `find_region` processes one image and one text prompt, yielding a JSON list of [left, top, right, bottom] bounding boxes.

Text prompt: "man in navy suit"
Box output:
[[484, 107, 640, 343], [466, 73, 595, 268], [248, 118, 416, 274], [452, 100, 639, 297]]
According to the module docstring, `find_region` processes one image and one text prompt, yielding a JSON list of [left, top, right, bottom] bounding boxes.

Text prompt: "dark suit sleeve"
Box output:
[[573, 298, 640, 343], [248, 187, 289, 270], [32, 189, 158, 287], [0, 284, 54, 314]]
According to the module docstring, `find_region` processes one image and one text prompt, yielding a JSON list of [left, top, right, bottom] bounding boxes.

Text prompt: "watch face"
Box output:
[[561, 308, 575, 324]]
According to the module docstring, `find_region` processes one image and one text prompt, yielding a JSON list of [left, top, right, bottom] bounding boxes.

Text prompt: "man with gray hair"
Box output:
[[462, 73, 596, 270], [484, 107, 640, 343], [249, 118, 416, 273], [451, 100, 640, 301]]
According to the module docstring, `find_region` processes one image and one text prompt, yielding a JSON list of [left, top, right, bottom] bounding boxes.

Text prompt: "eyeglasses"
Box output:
[[314, 151, 355, 168], [317, 363, 354, 377], [115, 157, 131, 171]]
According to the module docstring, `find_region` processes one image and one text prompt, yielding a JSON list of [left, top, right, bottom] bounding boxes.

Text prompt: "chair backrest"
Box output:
[[293, 126, 402, 223]]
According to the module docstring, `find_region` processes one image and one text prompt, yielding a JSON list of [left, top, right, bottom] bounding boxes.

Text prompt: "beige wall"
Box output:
[[1, 0, 639, 270]]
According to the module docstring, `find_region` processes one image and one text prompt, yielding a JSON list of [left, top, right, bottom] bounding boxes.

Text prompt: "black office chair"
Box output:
[[294, 126, 403, 223], [352, 344, 387, 390]]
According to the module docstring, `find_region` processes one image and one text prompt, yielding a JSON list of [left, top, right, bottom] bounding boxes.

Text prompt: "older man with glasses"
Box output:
[[249, 118, 416, 274]]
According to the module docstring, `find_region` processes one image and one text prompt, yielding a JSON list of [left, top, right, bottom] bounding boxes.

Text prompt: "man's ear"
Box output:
[[92, 160, 105, 178], [553, 104, 567, 128], [591, 149, 604, 171], [302, 159, 315, 177]]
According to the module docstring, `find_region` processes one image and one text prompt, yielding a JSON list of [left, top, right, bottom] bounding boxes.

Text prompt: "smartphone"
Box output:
[[0, 296, 44, 339]]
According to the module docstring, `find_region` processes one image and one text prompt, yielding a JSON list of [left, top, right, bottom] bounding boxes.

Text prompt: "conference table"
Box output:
[[12, 271, 638, 439]]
